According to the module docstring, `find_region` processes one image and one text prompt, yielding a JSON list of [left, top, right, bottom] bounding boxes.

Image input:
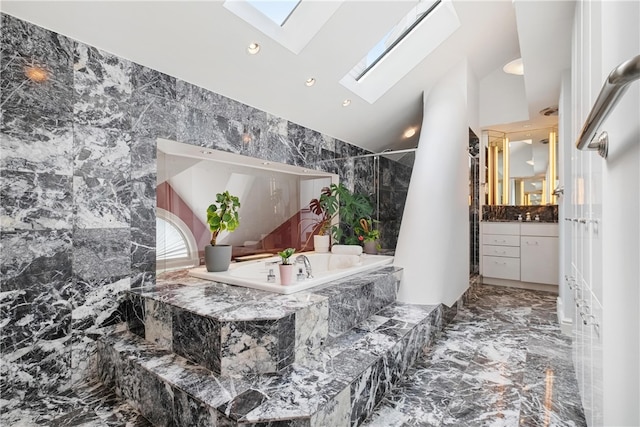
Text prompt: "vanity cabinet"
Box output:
[[520, 224, 559, 285], [481, 222, 558, 290]]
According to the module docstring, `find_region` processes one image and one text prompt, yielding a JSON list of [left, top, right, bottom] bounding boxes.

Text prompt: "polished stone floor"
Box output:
[[2, 284, 586, 426], [362, 284, 587, 427]]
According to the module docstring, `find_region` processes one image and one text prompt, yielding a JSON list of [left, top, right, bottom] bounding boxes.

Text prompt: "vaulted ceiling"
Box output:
[[2, 0, 575, 153]]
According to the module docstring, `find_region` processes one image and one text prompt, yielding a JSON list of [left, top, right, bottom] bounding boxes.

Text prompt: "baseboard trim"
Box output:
[[556, 296, 573, 336], [481, 277, 558, 294]]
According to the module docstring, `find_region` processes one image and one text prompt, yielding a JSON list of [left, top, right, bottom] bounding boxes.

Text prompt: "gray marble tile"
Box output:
[[73, 43, 133, 129], [73, 125, 131, 180], [72, 228, 131, 282], [362, 285, 586, 427], [129, 91, 178, 139], [73, 175, 131, 229], [172, 308, 221, 374], [0, 170, 73, 231], [131, 63, 176, 100], [0, 14, 74, 175]]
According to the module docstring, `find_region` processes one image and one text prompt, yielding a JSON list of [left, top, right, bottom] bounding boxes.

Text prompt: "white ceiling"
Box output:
[[2, 0, 575, 153]]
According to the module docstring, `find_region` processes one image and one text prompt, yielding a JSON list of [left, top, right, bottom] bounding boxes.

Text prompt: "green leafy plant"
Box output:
[[278, 248, 296, 265], [332, 184, 375, 245], [304, 183, 375, 246], [308, 186, 339, 236], [355, 217, 380, 243], [206, 191, 241, 246]]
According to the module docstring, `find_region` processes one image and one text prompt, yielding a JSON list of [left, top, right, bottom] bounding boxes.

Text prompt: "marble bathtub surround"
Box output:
[[97, 292, 442, 426], [125, 266, 401, 376], [0, 12, 413, 418]]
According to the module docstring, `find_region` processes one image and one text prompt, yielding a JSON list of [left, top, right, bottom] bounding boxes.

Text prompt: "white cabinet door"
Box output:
[[483, 256, 520, 280], [520, 236, 559, 284]]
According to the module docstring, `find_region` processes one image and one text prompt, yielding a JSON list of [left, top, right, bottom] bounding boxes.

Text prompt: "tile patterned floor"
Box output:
[[1, 284, 586, 426], [362, 284, 587, 427]]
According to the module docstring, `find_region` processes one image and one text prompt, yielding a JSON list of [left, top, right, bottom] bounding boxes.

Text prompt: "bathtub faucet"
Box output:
[[295, 255, 313, 279]]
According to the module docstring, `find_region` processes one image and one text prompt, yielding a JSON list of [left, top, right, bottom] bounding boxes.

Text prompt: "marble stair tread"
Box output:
[[98, 302, 440, 426]]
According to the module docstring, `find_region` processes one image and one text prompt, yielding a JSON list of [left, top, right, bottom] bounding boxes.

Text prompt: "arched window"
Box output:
[[156, 208, 199, 271]]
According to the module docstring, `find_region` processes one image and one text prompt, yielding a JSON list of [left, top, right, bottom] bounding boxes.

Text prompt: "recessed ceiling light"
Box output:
[[526, 159, 535, 166], [305, 78, 316, 87], [503, 58, 524, 75], [247, 42, 261, 55], [403, 128, 416, 138], [342, 99, 351, 107]]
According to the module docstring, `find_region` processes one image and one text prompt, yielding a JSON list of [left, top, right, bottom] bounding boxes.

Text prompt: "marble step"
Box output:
[[98, 301, 443, 427], [124, 266, 402, 376]]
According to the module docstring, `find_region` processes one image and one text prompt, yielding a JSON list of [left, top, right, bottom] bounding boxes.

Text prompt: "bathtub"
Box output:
[[188, 252, 394, 294]]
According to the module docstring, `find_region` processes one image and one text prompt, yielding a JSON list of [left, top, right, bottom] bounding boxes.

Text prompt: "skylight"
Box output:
[[246, 0, 301, 26], [354, 0, 441, 81]]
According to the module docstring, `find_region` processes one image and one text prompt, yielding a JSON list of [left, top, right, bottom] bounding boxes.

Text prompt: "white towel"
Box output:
[[328, 254, 362, 270], [331, 244, 363, 256]]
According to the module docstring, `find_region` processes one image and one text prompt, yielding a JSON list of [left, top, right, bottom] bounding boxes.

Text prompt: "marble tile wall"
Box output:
[[0, 13, 412, 412]]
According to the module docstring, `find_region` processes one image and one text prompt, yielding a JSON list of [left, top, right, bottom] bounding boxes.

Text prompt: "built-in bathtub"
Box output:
[[189, 252, 394, 294]]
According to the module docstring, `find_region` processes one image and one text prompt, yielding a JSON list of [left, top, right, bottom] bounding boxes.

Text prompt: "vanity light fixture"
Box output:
[[503, 58, 524, 76], [342, 99, 351, 107], [262, 161, 271, 165], [305, 78, 316, 87], [24, 65, 49, 83], [247, 42, 261, 55], [200, 150, 214, 155]]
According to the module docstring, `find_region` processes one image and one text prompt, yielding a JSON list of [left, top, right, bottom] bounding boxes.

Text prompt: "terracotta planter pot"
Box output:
[[279, 264, 295, 285], [205, 245, 232, 272]]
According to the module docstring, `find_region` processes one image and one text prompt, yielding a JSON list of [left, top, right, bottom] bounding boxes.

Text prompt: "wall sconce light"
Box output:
[[24, 65, 49, 83]]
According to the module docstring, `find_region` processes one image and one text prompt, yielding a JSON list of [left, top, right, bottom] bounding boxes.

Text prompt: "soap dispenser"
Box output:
[[267, 269, 276, 283], [525, 212, 531, 222], [297, 267, 306, 282]]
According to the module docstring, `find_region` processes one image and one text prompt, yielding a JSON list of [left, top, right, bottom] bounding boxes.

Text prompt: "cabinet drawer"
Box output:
[[521, 223, 558, 237], [482, 244, 520, 258], [483, 256, 520, 280], [483, 234, 520, 246], [482, 223, 520, 235]]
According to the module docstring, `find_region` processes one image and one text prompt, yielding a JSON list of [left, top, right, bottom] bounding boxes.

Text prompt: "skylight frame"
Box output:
[[356, 0, 442, 82], [246, 0, 301, 27]]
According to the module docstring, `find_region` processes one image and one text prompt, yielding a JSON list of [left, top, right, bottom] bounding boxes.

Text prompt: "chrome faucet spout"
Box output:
[[295, 255, 313, 279]]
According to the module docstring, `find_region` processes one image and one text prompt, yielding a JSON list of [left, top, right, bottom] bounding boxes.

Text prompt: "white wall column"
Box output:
[[395, 61, 470, 306]]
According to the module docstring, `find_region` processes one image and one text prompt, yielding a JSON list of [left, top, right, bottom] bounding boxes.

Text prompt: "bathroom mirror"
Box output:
[[156, 139, 338, 271], [485, 127, 558, 206]]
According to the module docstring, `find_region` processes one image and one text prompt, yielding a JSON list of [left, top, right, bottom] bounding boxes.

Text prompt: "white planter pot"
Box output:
[[313, 235, 330, 253]]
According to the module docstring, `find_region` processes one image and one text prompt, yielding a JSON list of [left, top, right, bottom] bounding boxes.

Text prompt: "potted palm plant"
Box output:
[[205, 191, 240, 272], [277, 248, 296, 285]]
